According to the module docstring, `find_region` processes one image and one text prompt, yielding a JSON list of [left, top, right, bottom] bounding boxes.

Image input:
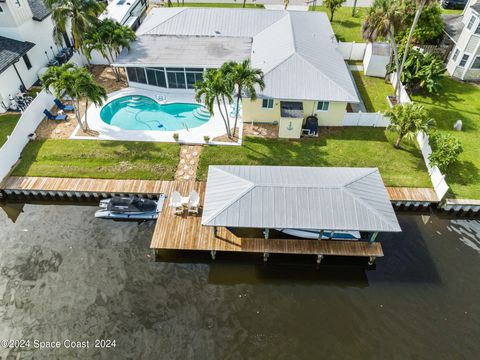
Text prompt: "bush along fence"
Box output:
[[389, 72, 450, 203]]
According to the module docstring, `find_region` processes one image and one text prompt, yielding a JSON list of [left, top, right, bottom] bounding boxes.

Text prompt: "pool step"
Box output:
[[192, 106, 211, 121]]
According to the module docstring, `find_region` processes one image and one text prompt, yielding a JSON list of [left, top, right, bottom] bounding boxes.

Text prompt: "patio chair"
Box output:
[[43, 109, 67, 121], [169, 191, 184, 215], [54, 98, 74, 111], [187, 190, 200, 215]]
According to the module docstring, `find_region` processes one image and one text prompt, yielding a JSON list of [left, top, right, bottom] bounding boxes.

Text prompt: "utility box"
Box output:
[[363, 42, 391, 78]]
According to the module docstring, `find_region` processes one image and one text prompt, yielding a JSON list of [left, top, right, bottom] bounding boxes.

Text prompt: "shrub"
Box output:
[[428, 132, 463, 172], [400, 1, 444, 44], [203, 135, 210, 143], [173, 133, 179, 141]]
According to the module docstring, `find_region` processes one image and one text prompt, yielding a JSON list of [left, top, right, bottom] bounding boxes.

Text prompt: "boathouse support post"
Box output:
[[317, 230, 324, 240], [263, 252, 269, 262], [210, 250, 216, 260], [369, 232, 378, 243], [264, 228, 270, 240], [368, 256, 376, 266], [317, 254, 324, 264], [329, 231, 335, 240]]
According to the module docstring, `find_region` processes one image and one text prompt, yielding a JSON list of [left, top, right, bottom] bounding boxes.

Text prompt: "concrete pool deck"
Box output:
[[71, 87, 242, 146]]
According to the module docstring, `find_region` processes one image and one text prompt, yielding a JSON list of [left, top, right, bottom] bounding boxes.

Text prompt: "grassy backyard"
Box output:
[[197, 129, 432, 188], [411, 78, 480, 199], [12, 140, 180, 180], [351, 71, 393, 113], [310, 6, 368, 42], [0, 113, 21, 147], [170, 2, 264, 8]]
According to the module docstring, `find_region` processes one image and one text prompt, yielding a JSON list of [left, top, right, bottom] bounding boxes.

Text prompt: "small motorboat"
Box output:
[[278, 228, 361, 240], [95, 195, 166, 220]]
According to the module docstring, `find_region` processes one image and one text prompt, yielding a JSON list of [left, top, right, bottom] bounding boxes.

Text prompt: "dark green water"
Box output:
[[0, 203, 479, 359]]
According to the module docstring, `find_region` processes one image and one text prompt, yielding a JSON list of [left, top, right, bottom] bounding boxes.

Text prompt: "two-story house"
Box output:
[[0, 0, 66, 112], [444, 0, 480, 80]]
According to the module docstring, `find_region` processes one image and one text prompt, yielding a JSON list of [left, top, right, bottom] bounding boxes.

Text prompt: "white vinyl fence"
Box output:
[[0, 90, 55, 182], [337, 42, 367, 61], [343, 111, 390, 127], [388, 73, 449, 200]]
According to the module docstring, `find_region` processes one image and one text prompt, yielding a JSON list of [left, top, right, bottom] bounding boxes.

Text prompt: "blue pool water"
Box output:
[[100, 95, 210, 131]]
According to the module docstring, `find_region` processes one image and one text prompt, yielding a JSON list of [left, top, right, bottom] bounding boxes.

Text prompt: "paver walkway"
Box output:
[[175, 145, 202, 181]]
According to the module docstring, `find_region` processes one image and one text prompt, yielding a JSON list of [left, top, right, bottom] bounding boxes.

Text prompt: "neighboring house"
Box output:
[[443, 0, 480, 80], [99, 0, 148, 30], [0, 0, 62, 112], [112, 8, 359, 139]]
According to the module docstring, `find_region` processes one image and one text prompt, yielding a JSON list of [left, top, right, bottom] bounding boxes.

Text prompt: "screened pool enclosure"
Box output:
[[125, 67, 204, 89]]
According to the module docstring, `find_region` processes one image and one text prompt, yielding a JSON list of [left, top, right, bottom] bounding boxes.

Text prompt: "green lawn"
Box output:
[[411, 78, 480, 199], [198, 130, 432, 188], [12, 140, 180, 180], [170, 2, 264, 8], [351, 71, 393, 113], [310, 6, 368, 42], [442, 8, 463, 15], [0, 113, 21, 147]]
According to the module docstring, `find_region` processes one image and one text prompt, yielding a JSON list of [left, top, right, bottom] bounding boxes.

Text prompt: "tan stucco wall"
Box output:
[[242, 99, 348, 127], [279, 118, 303, 138]]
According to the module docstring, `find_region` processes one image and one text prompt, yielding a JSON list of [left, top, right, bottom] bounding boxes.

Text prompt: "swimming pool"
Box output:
[[99, 95, 210, 131]]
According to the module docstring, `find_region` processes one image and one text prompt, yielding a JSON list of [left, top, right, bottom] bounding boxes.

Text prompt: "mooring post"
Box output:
[[263, 252, 269, 262], [264, 228, 270, 240], [368, 256, 376, 266], [369, 232, 378, 243], [210, 250, 216, 260], [317, 254, 324, 264], [317, 230, 324, 240]]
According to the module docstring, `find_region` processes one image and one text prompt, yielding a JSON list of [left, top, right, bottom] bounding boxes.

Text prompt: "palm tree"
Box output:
[[83, 19, 136, 81], [45, 0, 105, 50], [362, 0, 405, 100], [42, 64, 107, 131], [221, 60, 265, 138], [385, 103, 435, 148], [323, 0, 346, 22], [194, 69, 233, 138], [397, 0, 436, 95]]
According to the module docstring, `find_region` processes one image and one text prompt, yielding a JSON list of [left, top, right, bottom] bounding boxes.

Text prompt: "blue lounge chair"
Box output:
[[54, 98, 74, 111], [43, 109, 67, 121]]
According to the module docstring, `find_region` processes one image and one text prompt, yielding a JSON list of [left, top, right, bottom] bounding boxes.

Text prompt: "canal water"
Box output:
[[0, 202, 479, 359]]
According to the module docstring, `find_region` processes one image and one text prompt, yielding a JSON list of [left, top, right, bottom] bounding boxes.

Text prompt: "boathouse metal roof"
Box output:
[[114, 8, 359, 103], [201, 166, 401, 233]]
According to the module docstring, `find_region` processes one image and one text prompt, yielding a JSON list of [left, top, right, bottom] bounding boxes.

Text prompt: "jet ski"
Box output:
[[95, 195, 166, 220], [277, 228, 361, 240]]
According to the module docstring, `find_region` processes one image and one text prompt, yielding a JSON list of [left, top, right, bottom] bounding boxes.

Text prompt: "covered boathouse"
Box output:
[[150, 166, 401, 264]]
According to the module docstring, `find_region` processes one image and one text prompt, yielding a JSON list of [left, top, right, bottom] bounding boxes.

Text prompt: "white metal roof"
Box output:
[[114, 8, 359, 103], [201, 166, 401, 233]]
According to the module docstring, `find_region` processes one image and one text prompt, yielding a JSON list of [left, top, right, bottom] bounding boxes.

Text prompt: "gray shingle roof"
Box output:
[[472, 3, 480, 13], [116, 8, 359, 103], [27, 0, 51, 21], [201, 166, 401, 233], [443, 14, 464, 42], [0, 36, 35, 74]]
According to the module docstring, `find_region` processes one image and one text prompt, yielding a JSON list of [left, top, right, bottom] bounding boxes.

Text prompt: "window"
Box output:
[[23, 54, 32, 70], [146, 67, 167, 87], [262, 98, 274, 109], [185, 68, 204, 89], [126, 67, 147, 84], [166, 68, 186, 89], [472, 56, 480, 69], [452, 49, 460, 61], [317, 101, 329, 111], [467, 16, 476, 30], [475, 24, 480, 35], [459, 54, 470, 67]]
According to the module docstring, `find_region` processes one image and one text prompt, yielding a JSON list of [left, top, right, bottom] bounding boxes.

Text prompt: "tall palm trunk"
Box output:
[[232, 92, 241, 138], [106, 49, 120, 82], [352, 0, 358, 16], [394, 134, 404, 148], [216, 97, 231, 137], [397, 0, 426, 96], [84, 98, 90, 131], [74, 98, 85, 131], [221, 95, 232, 137], [390, 30, 401, 101], [243, 0, 246, 8]]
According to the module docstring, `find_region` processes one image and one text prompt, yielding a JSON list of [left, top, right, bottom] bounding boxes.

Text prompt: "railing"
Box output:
[[343, 111, 389, 127], [0, 90, 55, 182]]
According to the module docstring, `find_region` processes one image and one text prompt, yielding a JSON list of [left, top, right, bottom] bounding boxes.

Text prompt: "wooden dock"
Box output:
[[386, 187, 438, 209], [150, 181, 383, 261]]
